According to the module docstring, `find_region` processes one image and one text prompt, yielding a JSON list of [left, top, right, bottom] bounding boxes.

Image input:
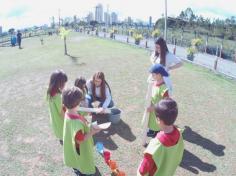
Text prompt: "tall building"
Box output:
[[111, 12, 118, 24], [87, 12, 94, 23], [127, 17, 132, 25], [149, 16, 152, 27], [104, 12, 111, 25], [95, 4, 103, 23], [0, 26, 2, 35]]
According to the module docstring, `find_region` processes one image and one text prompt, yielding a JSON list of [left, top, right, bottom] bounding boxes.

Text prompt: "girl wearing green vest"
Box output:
[[62, 87, 101, 176], [138, 98, 184, 176], [74, 76, 89, 108], [146, 64, 169, 138], [47, 70, 68, 144]]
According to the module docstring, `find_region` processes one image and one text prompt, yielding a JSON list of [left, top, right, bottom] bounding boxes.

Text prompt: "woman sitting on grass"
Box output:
[[86, 72, 114, 114]]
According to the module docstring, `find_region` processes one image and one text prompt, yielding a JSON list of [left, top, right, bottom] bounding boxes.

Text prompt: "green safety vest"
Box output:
[[148, 84, 168, 131], [137, 129, 184, 176], [63, 115, 95, 174], [48, 93, 64, 140]]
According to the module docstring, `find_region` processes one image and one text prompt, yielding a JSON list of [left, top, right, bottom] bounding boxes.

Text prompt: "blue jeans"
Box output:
[[86, 94, 114, 108]]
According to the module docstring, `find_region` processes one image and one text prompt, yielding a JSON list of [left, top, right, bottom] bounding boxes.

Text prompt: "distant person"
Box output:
[[137, 98, 184, 176], [10, 34, 17, 46], [150, 37, 183, 95], [86, 72, 114, 113], [17, 30, 22, 49]]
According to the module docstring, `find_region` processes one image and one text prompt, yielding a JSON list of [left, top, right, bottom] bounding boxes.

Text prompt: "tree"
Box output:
[[59, 27, 70, 55]]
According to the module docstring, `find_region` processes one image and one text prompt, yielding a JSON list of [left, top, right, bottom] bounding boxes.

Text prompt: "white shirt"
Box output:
[[86, 80, 112, 108], [150, 52, 181, 71]]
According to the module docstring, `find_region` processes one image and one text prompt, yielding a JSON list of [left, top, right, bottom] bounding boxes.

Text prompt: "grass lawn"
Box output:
[[0, 32, 236, 176]]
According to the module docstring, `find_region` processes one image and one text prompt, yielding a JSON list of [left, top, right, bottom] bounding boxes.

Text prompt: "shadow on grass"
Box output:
[[180, 149, 216, 174], [65, 54, 86, 66], [183, 126, 225, 156], [93, 115, 136, 150]]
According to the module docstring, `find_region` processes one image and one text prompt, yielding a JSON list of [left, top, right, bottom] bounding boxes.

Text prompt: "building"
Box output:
[[127, 16, 133, 25], [95, 4, 103, 23], [149, 16, 152, 27], [104, 12, 111, 25], [111, 12, 118, 24], [0, 26, 2, 35], [87, 12, 94, 23]]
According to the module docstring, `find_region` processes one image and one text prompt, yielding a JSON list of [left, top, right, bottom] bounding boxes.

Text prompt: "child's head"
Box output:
[[154, 98, 178, 128], [149, 64, 169, 81], [47, 70, 68, 96], [62, 86, 84, 110], [74, 76, 87, 90]]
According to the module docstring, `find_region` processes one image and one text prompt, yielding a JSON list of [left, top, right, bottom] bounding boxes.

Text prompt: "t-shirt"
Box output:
[[150, 52, 181, 71]]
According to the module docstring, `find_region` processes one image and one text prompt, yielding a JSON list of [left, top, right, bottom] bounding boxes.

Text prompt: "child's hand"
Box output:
[[147, 106, 155, 112], [91, 126, 101, 135], [97, 107, 106, 114]]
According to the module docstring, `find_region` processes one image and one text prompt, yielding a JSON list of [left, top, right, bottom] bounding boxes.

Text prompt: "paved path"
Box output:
[[95, 32, 236, 79]]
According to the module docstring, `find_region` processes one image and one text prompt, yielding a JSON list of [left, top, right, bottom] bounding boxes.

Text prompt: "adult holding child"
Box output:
[[86, 72, 114, 114]]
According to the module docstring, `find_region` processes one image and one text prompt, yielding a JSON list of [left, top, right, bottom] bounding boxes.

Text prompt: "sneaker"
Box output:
[[147, 130, 156, 137]]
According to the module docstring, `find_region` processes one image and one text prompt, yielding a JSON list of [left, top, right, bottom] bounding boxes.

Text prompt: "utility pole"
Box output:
[[164, 0, 167, 40], [58, 9, 61, 27]]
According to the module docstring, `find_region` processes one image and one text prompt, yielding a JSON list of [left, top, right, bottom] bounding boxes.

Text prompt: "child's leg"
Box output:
[[73, 168, 95, 176]]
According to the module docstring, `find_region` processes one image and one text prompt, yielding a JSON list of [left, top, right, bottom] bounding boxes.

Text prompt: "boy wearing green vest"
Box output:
[[62, 87, 101, 176], [138, 98, 184, 176], [147, 64, 169, 138]]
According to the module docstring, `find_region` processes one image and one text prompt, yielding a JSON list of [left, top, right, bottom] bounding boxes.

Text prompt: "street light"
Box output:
[[164, 0, 167, 40]]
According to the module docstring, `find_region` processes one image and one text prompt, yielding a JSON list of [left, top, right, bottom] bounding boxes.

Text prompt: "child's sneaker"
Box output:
[[147, 129, 156, 137]]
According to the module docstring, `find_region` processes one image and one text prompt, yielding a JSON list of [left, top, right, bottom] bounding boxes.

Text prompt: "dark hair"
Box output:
[[74, 76, 88, 95], [91, 72, 111, 101], [155, 98, 178, 126], [47, 70, 68, 97], [154, 37, 169, 66], [62, 87, 84, 109]]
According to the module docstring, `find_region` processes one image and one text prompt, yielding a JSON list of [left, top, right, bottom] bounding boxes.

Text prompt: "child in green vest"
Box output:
[[138, 98, 184, 176], [147, 64, 169, 138], [47, 69, 68, 145], [74, 76, 89, 108], [62, 87, 101, 176]]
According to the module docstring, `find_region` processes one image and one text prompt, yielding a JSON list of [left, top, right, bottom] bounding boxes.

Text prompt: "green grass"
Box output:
[[0, 32, 236, 175]]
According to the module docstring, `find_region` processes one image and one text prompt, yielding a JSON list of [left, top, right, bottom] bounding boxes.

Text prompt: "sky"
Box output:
[[0, 0, 236, 32]]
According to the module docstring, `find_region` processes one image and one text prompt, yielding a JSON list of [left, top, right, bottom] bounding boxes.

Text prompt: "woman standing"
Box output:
[[150, 37, 183, 95]]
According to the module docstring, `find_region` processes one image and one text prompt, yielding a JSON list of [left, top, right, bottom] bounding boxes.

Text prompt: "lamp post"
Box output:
[[164, 0, 167, 40]]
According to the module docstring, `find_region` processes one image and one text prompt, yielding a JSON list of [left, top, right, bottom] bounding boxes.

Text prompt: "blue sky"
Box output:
[[0, 0, 235, 31]]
